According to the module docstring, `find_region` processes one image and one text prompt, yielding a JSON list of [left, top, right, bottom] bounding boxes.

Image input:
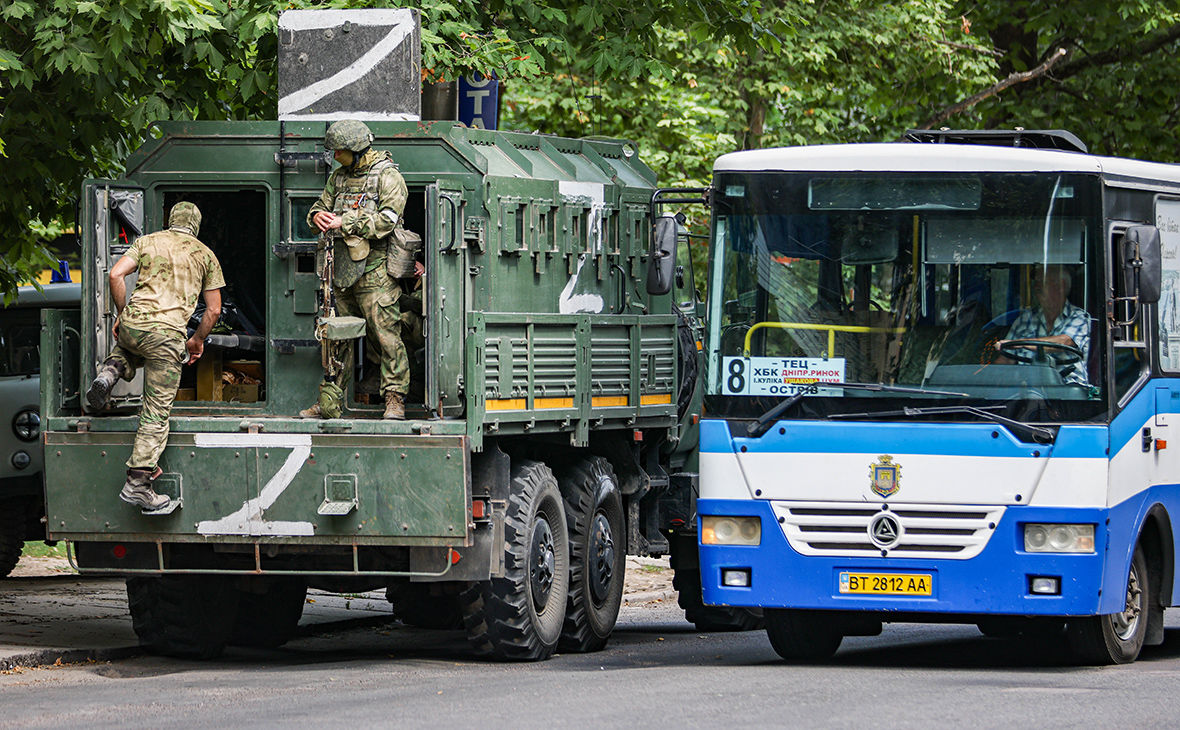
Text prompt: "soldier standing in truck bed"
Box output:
[[85, 202, 224, 510], [300, 119, 410, 420]]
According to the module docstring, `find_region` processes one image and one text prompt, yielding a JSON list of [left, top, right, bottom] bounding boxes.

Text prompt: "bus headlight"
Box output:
[[1023, 524, 1095, 553], [702, 516, 761, 546]]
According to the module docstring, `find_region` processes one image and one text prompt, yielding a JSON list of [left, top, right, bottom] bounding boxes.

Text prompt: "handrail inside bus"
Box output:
[[742, 321, 907, 358]]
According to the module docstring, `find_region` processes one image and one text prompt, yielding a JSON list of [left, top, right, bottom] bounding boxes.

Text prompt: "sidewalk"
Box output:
[[0, 575, 393, 671]]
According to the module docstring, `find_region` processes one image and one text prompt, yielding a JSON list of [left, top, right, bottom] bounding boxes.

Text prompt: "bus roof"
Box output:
[[714, 143, 1180, 186]]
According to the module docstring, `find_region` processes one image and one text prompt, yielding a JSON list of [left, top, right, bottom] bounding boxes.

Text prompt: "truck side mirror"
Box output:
[[1123, 225, 1162, 304], [647, 214, 677, 295]]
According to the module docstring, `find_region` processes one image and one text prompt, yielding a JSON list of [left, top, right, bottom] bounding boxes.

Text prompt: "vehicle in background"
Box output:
[[692, 129, 1180, 665], [0, 278, 80, 577]]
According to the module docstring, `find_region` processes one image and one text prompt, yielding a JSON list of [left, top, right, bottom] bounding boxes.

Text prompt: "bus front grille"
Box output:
[[773, 501, 1005, 560]]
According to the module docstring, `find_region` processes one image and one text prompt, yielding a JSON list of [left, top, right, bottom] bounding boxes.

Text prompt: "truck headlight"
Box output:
[[1023, 523, 1095, 553], [701, 516, 761, 546], [12, 409, 39, 442]]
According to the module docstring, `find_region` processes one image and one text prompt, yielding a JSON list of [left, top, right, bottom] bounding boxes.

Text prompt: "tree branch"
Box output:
[[1022, 22, 1180, 90], [926, 37, 1004, 57], [918, 46, 1068, 129]]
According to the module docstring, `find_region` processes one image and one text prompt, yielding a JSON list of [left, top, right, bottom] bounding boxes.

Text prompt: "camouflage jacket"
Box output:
[[308, 148, 408, 270], [119, 229, 225, 337]]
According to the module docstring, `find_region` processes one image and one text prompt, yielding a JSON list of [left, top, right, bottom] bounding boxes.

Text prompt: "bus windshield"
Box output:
[[704, 171, 1106, 423]]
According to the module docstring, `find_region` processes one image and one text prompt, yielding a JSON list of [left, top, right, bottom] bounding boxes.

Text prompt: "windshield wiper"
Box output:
[[745, 382, 968, 438], [830, 405, 1056, 444]]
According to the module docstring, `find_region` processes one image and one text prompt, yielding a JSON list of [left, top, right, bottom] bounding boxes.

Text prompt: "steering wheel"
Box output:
[[999, 338, 1083, 367]]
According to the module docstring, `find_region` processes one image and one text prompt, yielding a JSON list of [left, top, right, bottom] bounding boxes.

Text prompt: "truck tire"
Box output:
[[556, 456, 625, 653], [1068, 546, 1150, 664], [460, 459, 569, 661], [386, 581, 464, 630], [0, 499, 26, 579], [229, 577, 306, 648], [127, 575, 240, 659], [669, 534, 764, 631], [765, 609, 843, 662]]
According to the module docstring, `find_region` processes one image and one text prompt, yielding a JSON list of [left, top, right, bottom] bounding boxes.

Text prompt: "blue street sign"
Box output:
[[458, 73, 499, 129]]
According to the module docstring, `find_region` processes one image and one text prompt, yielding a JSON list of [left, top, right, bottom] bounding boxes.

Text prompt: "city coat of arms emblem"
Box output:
[[869, 455, 901, 498]]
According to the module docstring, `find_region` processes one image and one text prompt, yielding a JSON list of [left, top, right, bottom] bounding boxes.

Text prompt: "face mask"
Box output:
[[334, 149, 355, 168]]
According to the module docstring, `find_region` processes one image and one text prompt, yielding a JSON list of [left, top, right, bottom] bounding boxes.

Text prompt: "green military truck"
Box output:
[[1, 281, 79, 577], [40, 120, 703, 660]]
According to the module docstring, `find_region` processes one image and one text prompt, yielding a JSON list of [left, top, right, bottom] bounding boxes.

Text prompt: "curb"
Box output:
[[0, 645, 141, 672], [0, 612, 398, 671], [623, 588, 677, 605]]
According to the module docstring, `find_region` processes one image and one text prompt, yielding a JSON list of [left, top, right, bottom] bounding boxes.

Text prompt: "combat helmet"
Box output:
[[168, 201, 202, 237], [325, 119, 374, 153]]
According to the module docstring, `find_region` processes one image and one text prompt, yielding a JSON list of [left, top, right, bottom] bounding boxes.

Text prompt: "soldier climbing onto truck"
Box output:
[[85, 202, 224, 511], [301, 119, 413, 421]]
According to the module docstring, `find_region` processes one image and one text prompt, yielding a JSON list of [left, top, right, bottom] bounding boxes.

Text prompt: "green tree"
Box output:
[[934, 2, 1180, 158], [0, 0, 785, 299]]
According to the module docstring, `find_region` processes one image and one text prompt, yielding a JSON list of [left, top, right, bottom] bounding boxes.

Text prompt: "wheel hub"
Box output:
[[530, 517, 556, 611], [1112, 561, 1143, 641], [588, 512, 616, 604]]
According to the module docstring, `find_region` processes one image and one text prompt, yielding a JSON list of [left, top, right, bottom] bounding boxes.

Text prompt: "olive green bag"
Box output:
[[387, 227, 423, 278]]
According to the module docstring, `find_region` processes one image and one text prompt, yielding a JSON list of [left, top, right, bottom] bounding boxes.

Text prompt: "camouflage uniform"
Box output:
[[308, 146, 411, 403], [105, 210, 225, 470]]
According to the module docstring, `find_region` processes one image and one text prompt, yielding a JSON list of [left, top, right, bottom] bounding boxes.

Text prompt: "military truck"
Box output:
[[0, 281, 79, 577], [40, 120, 705, 659]]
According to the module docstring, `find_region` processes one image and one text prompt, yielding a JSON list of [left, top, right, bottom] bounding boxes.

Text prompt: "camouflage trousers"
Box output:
[[334, 267, 409, 398], [105, 324, 185, 470]]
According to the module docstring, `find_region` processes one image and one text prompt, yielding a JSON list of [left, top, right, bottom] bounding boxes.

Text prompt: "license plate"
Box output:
[[839, 572, 932, 596]]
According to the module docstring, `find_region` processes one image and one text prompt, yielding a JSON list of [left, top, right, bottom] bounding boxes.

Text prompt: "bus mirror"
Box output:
[[1123, 225, 1162, 304], [647, 214, 677, 295]]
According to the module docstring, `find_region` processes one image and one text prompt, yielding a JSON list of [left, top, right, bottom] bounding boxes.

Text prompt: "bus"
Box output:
[[690, 129, 1176, 665]]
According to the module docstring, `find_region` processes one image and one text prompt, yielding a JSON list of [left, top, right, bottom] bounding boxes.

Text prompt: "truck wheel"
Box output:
[[0, 498, 27, 578], [127, 575, 240, 659], [557, 457, 626, 653], [765, 609, 843, 662], [386, 581, 464, 630], [1068, 546, 1149, 664], [460, 459, 569, 661], [229, 577, 306, 648], [669, 533, 764, 631]]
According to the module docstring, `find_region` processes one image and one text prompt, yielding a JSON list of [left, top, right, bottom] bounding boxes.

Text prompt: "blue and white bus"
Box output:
[[693, 130, 1177, 664]]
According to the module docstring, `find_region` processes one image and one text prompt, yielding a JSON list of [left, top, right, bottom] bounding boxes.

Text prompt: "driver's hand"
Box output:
[[994, 339, 1006, 351]]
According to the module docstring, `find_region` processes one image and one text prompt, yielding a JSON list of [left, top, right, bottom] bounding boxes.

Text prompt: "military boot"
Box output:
[[119, 468, 170, 511], [86, 360, 123, 410], [298, 403, 323, 419], [383, 391, 405, 420]]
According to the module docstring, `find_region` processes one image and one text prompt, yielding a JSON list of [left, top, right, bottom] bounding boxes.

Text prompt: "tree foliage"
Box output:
[[942, 2, 1180, 158], [0, 0, 784, 298], [4, 0, 1180, 299]]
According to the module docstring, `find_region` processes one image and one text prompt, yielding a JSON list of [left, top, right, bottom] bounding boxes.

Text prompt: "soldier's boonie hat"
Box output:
[[168, 202, 202, 237], [343, 234, 370, 262], [387, 228, 423, 277], [325, 120, 374, 153]]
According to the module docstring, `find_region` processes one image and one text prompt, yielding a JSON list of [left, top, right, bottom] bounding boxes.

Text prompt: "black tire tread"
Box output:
[[127, 576, 240, 659], [765, 609, 843, 662], [460, 459, 568, 661], [0, 499, 27, 579], [386, 582, 464, 630], [229, 578, 306, 648], [556, 456, 625, 653], [1068, 546, 1149, 665]]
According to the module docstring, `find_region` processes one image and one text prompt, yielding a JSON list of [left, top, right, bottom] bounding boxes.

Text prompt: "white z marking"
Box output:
[[195, 434, 315, 536]]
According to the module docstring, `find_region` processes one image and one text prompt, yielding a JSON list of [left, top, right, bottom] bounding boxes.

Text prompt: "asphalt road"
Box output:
[[3, 602, 1180, 728]]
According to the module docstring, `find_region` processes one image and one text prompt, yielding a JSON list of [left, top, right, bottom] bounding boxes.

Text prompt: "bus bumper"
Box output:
[[697, 498, 1112, 617]]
